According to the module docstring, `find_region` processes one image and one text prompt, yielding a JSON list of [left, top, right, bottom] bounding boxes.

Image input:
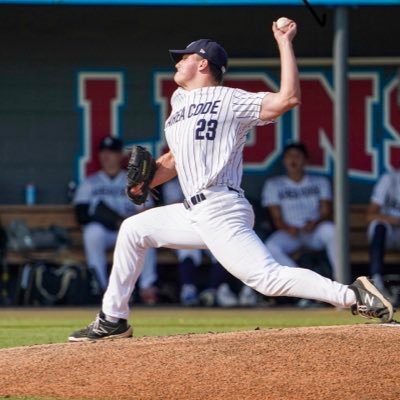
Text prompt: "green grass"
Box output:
[[0, 305, 364, 350]]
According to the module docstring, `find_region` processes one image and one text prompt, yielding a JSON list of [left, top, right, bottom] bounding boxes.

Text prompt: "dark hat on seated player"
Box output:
[[169, 39, 228, 74], [99, 136, 123, 152], [282, 142, 309, 158]]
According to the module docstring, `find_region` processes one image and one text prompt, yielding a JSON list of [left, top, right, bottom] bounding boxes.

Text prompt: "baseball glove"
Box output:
[[126, 146, 157, 205]]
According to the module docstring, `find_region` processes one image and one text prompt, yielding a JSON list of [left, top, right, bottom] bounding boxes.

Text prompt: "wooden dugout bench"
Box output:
[[0, 203, 399, 268], [0, 204, 178, 267]]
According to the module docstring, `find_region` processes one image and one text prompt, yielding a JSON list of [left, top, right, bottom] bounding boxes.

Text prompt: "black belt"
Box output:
[[228, 186, 239, 194], [183, 193, 206, 209], [183, 187, 239, 209]]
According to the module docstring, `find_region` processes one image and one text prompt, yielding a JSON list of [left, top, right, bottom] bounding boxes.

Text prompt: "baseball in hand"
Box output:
[[276, 17, 291, 31]]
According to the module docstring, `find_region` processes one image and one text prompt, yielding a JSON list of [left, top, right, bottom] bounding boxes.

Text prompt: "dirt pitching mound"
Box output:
[[1, 324, 399, 400]]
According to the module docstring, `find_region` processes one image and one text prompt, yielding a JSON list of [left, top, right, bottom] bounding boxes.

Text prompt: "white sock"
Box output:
[[105, 315, 119, 323], [345, 287, 357, 307]]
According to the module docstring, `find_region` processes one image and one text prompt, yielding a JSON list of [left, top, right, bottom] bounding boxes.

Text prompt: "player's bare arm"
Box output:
[[302, 199, 333, 232], [150, 150, 177, 188], [367, 202, 400, 225], [319, 199, 333, 222], [259, 19, 301, 121], [268, 204, 298, 236]]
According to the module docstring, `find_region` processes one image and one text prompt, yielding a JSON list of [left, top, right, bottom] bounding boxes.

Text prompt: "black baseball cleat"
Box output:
[[349, 276, 394, 323], [68, 311, 133, 342]]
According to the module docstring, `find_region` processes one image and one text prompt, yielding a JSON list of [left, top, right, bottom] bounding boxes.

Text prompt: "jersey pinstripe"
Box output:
[[261, 175, 332, 228], [370, 171, 400, 217], [165, 86, 271, 198]]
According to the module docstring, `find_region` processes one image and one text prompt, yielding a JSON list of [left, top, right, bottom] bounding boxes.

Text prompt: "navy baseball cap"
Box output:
[[99, 136, 123, 152], [169, 39, 228, 74]]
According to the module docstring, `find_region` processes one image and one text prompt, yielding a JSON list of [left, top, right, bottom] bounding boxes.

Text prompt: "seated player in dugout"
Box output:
[[261, 142, 338, 281], [73, 135, 158, 305], [366, 169, 400, 298], [69, 18, 394, 342]]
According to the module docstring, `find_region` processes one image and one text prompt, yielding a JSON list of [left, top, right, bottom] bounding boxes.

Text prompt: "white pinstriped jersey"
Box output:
[[161, 177, 184, 205], [370, 171, 400, 217], [261, 175, 332, 228], [74, 170, 150, 217], [165, 86, 271, 199]]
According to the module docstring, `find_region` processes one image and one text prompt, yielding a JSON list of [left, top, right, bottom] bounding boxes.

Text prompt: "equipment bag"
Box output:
[[16, 262, 101, 306]]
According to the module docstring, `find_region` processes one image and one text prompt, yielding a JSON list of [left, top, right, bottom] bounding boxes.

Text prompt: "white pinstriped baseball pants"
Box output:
[[102, 186, 356, 319], [82, 222, 157, 291]]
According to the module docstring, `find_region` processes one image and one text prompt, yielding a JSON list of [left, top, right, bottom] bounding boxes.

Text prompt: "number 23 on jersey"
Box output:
[[195, 118, 218, 141]]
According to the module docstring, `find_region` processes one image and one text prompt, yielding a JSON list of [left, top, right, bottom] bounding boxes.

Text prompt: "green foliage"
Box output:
[[0, 306, 362, 350]]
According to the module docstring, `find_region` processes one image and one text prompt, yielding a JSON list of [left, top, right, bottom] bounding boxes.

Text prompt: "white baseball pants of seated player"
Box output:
[[265, 221, 338, 280], [102, 185, 356, 319]]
